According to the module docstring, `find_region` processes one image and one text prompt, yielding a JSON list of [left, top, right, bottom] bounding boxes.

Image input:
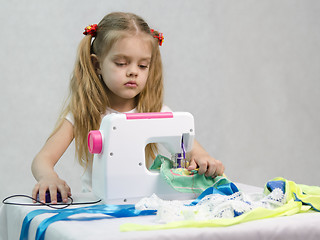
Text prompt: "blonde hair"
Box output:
[[54, 12, 164, 168]]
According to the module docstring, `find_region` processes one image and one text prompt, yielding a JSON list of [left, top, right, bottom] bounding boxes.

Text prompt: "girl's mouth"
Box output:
[[125, 81, 138, 88]]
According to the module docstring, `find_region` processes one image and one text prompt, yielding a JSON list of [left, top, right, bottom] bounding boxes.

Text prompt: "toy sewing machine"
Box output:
[[88, 112, 195, 204]]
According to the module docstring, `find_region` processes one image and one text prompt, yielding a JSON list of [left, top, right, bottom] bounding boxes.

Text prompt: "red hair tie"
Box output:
[[83, 24, 98, 37], [150, 29, 164, 46]]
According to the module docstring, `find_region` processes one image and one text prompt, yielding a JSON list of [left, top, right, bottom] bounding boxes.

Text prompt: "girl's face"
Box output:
[[96, 34, 152, 111]]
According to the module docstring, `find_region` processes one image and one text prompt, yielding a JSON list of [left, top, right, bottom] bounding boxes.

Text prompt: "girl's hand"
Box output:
[[187, 140, 225, 177], [31, 120, 74, 204], [32, 174, 71, 204], [188, 153, 224, 177]]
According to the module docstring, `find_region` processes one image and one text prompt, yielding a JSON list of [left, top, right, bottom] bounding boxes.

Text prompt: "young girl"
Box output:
[[31, 12, 224, 204]]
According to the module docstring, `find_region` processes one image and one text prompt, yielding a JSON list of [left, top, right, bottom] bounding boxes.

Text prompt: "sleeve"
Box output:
[[65, 112, 75, 125]]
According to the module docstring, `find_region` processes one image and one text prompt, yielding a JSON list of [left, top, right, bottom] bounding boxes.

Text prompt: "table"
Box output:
[[1, 183, 320, 240]]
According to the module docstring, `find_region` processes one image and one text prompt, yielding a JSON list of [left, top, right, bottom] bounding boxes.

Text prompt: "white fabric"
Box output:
[[1, 183, 320, 240], [66, 105, 173, 192], [136, 187, 285, 223]]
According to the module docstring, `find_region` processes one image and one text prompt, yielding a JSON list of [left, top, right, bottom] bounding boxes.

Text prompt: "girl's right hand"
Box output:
[[32, 174, 71, 204]]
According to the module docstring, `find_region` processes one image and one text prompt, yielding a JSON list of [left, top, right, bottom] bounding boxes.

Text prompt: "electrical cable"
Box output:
[[2, 194, 102, 209]]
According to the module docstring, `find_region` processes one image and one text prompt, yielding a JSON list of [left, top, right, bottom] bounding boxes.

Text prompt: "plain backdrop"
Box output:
[[1, 0, 319, 205]]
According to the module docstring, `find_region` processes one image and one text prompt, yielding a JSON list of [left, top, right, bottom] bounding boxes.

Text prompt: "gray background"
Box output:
[[1, 0, 319, 204]]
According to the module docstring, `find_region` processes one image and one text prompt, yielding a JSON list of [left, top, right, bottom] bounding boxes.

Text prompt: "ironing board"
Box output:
[[1, 183, 320, 240]]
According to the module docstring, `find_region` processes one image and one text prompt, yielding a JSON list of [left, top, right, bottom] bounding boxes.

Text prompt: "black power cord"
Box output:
[[2, 194, 102, 209]]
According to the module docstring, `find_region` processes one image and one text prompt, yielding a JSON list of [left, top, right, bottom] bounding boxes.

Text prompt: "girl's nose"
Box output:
[[126, 65, 138, 77]]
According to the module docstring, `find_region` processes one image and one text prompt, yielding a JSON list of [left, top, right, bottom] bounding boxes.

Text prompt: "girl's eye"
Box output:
[[115, 62, 127, 66], [139, 65, 149, 69]]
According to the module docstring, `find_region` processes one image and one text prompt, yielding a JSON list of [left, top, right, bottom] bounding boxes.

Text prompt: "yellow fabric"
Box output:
[[120, 177, 320, 232]]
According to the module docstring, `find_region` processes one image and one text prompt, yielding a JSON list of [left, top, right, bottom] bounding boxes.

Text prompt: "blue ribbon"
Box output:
[[20, 209, 58, 240], [20, 204, 156, 240]]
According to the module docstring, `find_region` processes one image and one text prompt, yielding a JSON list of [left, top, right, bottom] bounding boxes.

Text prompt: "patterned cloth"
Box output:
[[150, 155, 231, 193]]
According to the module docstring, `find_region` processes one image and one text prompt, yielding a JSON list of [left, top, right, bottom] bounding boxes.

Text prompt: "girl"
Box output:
[[31, 12, 224, 204]]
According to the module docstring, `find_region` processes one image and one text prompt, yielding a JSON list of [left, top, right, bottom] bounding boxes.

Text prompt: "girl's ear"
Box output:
[[91, 54, 101, 74]]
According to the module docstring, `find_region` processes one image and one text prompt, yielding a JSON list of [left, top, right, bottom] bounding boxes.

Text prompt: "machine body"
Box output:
[[88, 112, 195, 204]]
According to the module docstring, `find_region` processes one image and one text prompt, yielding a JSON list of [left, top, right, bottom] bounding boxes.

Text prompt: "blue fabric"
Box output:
[[188, 183, 239, 206], [266, 180, 286, 193]]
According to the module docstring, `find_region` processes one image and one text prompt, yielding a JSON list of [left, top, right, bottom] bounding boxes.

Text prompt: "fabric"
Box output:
[[17, 178, 320, 236], [3, 188, 320, 240], [66, 105, 172, 192], [135, 180, 285, 223], [120, 177, 320, 232], [150, 155, 231, 193]]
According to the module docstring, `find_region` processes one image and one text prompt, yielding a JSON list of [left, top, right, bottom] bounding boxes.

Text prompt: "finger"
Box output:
[[187, 159, 197, 171], [32, 184, 40, 203], [216, 160, 225, 176], [49, 185, 58, 204], [67, 184, 72, 197], [205, 161, 217, 177], [197, 161, 207, 175], [38, 186, 48, 204], [58, 184, 69, 203]]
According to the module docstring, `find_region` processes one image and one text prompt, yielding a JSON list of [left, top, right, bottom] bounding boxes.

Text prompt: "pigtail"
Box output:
[[70, 35, 109, 167]]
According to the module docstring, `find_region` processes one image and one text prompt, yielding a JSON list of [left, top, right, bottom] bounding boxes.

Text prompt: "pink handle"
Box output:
[[125, 112, 173, 120], [88, 130, 102, 154]]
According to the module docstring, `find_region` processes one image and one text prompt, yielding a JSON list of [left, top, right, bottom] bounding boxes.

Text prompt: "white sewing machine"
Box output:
[[88, 112, 195, 204]]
